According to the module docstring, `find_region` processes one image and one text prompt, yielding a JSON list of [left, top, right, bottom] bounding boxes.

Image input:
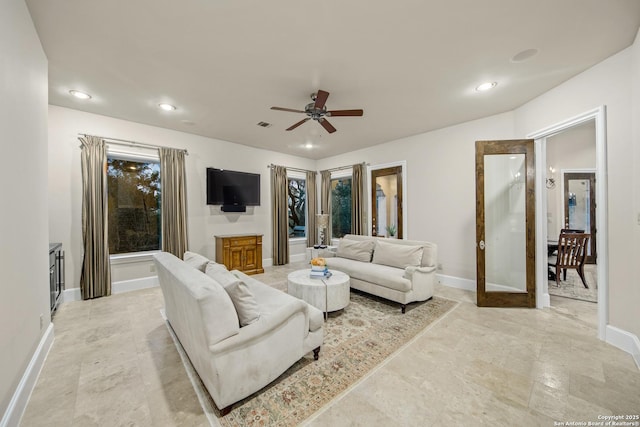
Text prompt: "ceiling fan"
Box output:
[[271, 90, 363, 134]]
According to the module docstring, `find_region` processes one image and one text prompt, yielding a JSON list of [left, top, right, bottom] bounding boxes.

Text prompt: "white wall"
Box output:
[[0, 0, 49, 418], [514, 44, 639, 339], [48, 106, 316, 290], [317, 112, 516, 280], [631, 28, 640, 341]]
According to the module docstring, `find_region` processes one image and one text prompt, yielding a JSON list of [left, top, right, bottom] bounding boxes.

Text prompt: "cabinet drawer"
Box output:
[[230, 237, 256, 247]]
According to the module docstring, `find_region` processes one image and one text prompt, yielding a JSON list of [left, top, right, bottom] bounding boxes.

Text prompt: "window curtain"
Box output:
[[306, 171, 318, 247], [159, 147, 189, 258], [352, 163, 366, 235], [79, 135, 111, 299], [320, 170, 332, 242], [271, 166, 289, 265]]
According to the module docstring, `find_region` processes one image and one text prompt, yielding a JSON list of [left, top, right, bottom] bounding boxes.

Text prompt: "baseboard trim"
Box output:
[[62, 276, 159, 303], [540, 292, 551, 308], [62, 288, 81, 303], [606, 325, 640, 370], [0, 323, 54, 427], [111, 276, 159, 294], [437, 274, 475, 291], [289, 253, 306, 263]]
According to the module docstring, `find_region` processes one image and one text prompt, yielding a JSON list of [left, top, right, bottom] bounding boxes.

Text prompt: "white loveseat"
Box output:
[[154, 251, 324, 414], [323, 234, 437, 313]]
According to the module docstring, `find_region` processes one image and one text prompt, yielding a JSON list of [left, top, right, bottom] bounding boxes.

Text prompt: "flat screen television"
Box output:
[[206, 168, 260, 208]]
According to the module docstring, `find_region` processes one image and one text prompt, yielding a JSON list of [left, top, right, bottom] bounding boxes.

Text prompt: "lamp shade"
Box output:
[[316, 214, 329, 228]]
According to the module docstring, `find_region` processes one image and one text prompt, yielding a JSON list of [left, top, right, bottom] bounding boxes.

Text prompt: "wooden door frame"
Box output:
[[367, 161, 407, 238], [562, 170, 597, 263], [476, 139, 536, 308]]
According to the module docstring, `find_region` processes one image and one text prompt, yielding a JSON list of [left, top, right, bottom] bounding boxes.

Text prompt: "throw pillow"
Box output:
[[183, 251, 210, 272], [205, 263, 260, 326], [336, 238, 376, 262], [204, 261, 227, 276], [372, 240, 423, 269]]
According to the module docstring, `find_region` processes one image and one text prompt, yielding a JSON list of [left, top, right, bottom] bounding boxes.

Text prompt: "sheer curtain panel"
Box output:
[[271, 166, 289, 265], [352, 163, 366, 235], [306, 171, 318, 247], [79, 135, 111, 299], [159, 147, 188, 257]]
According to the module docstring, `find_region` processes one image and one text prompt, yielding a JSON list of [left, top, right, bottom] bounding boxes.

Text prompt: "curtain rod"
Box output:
[[267, 164, 315, 174], [323, 162, 368, 173], [78, 133, 188, 155]]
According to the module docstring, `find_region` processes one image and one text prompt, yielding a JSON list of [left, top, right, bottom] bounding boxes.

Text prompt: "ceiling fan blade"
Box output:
[[327, 109, 364, 117], [314, 90, 330, 109], [319, 118, 337, 133], [271, 106, 305, 113], [286, 118, 310, 131]]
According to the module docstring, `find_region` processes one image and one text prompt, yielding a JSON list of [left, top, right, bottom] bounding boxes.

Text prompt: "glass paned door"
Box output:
[[564, 172, 597, 263], [476, 140, 536, 308]]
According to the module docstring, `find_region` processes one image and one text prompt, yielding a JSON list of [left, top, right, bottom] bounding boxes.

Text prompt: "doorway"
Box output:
[[528, 106, 607, 339], [545, 120, 598, 303], [370, 165, 403, 238]]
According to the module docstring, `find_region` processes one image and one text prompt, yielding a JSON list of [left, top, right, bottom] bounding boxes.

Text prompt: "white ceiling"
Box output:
[[26, 0, 640, 160]]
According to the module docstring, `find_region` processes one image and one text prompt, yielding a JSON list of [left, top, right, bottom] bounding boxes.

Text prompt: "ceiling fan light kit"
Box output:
[[271, 89, 363, 134]]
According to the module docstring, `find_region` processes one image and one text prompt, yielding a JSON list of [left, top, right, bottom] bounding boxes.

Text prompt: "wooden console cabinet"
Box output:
[[215, 234, 264, 275]]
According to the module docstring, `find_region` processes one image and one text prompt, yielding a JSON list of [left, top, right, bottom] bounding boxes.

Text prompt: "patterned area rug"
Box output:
[[169, 289, 457, 427], [548, 266, 597, 303]]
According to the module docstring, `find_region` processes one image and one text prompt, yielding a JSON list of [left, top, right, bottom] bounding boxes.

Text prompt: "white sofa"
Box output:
[[323, 234, 437, 313], [154, 251, 324, 414]]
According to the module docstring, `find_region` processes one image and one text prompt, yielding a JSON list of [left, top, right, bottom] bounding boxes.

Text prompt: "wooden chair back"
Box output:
[[560, 228, 584, 234], [548, 231, 590, 288], [556, 232, 589, 269]]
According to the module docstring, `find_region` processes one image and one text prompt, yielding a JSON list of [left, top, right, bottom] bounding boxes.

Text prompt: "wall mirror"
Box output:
[[370, 165, 403, 238]]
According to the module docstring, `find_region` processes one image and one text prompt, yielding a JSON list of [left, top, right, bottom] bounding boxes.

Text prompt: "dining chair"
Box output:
[[560, 228, 584, 234], [548, 232, 590, 288]]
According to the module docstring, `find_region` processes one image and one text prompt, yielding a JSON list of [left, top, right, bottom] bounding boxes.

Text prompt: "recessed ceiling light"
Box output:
[[158, 103, 177, 111], [69, 90, 91, 100], [475, 82, 497, 92], [305, 143, 313, 149]]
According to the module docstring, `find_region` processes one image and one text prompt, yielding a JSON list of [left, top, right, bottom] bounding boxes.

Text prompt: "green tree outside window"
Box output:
[[107, 158, 161, 254], [331, 177, 352, 238]]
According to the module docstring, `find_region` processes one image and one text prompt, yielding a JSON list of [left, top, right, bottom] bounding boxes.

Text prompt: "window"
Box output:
[[287, 176, 306, 238], [331, 176, 352, 238], [107, 155, 161, 254]]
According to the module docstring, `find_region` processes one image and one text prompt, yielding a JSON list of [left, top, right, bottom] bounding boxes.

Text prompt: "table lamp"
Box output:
[[316, 213, 329, 248]]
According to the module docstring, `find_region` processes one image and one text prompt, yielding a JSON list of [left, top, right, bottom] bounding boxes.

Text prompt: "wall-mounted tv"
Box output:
[[206, 168, 260, 211]]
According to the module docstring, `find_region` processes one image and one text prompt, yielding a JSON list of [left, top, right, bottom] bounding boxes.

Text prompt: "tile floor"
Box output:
[[20, 262, 640, 426]]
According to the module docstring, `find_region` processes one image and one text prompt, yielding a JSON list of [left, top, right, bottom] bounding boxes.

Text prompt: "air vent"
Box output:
[[257, 121, 272, 128]]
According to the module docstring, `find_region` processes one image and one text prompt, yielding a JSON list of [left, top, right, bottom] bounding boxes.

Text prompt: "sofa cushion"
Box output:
[[199, 284, 242, 346], [336, 238, 375, 262], [325, 257, 412, 292], [372, 240, 423, 269], [206, 262, 260, 326], [235, 272, 324, 333], [183, 251, 210, 272]]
